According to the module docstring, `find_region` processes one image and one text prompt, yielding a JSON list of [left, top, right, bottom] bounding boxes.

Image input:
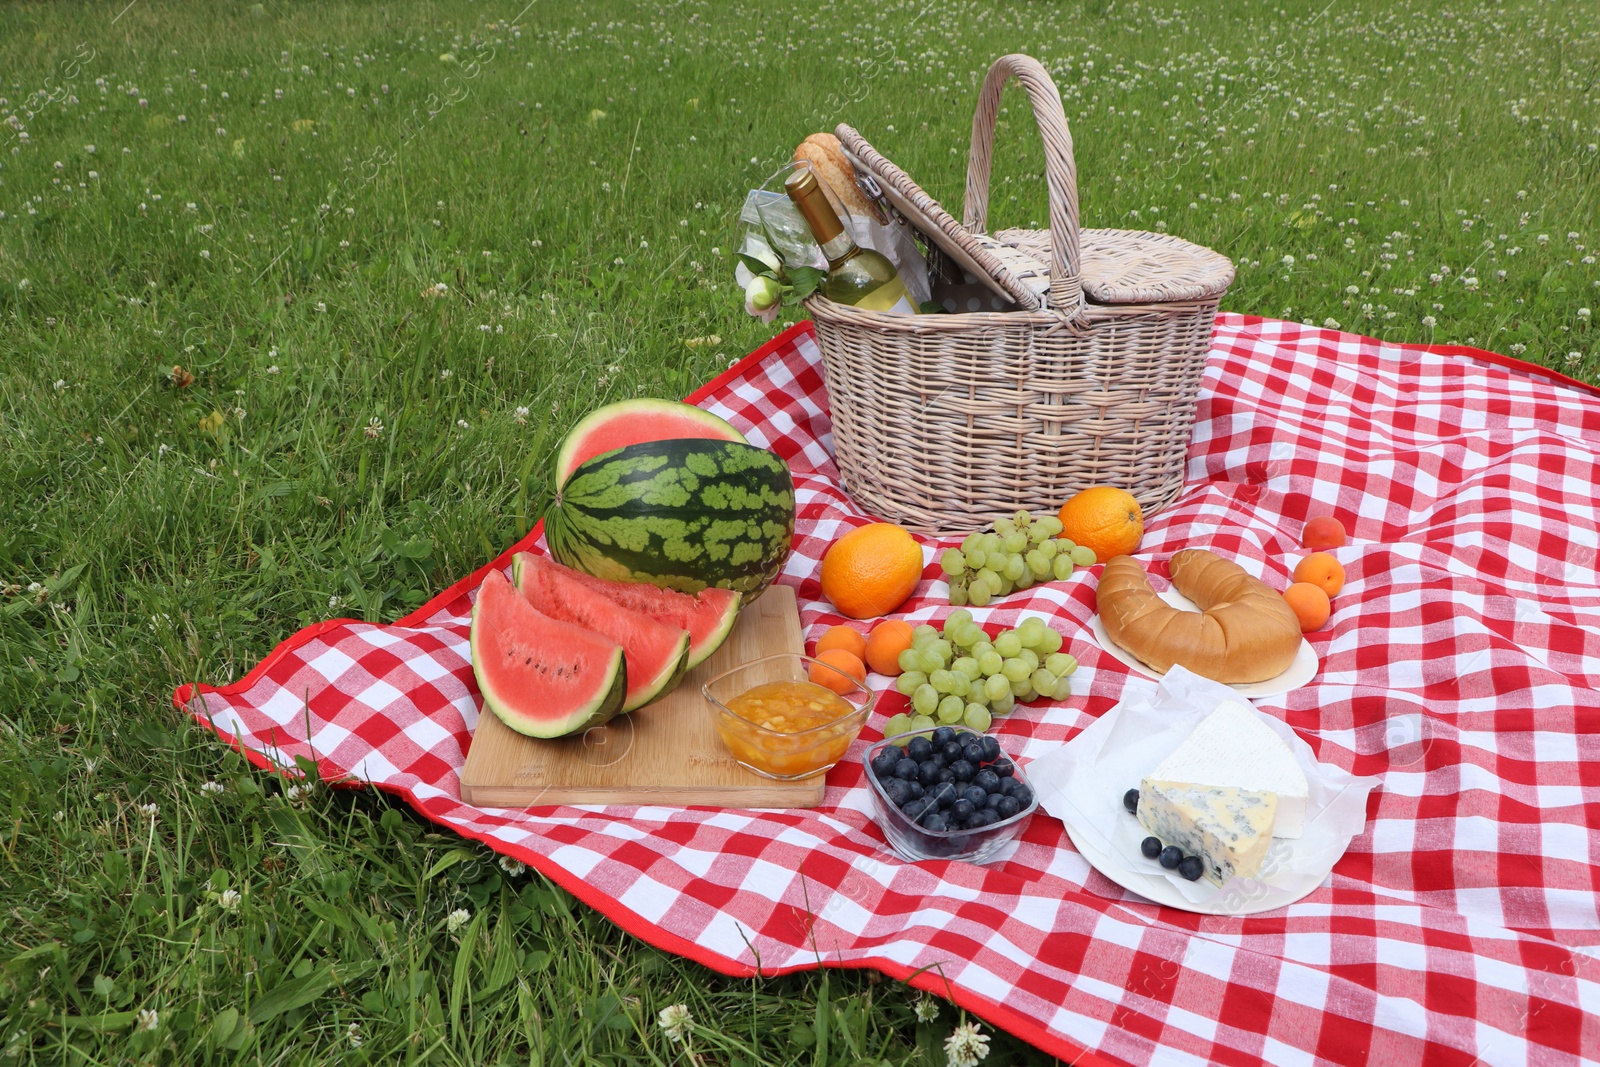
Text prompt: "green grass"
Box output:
[[0, 0, 1595, 1062]]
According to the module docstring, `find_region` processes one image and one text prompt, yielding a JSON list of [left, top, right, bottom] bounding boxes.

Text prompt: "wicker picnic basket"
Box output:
[[809, 53, 1235, 534]]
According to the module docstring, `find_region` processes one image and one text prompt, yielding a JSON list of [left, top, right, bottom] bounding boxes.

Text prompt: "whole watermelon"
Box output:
[[545, 438, 795, 596]]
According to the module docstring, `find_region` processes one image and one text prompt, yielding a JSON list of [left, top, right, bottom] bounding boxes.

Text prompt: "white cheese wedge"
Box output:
[[1149, 699, 1310, 839], [1138, 780, 1278, 886]]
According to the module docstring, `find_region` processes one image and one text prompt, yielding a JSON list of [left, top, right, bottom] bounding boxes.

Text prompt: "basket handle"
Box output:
[[963, 54, 1083, 314]]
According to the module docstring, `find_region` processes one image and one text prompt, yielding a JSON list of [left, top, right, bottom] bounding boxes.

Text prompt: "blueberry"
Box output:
[[951, 730, 976, 748], [951, 798, 975, 820], [984, 791, 1006, 810], [1158, 846, 1183, 870], [949, 759, 976, 782], [1140, 836, 1163, 859], [894, 758, 919, 781], [922, 813, 950, 833], [931, 726, 955, 747], [962, 741, 985, 764], [907, 736, 933, 762], [962, 785, 987, 807], [902, 798, 930, 821], [1178, 856, 1204, 881], [882, 779, 910, 806], [995, 795, 1021, 820], [906, 781, 926, 800], [973, 769, 1002, 794], [992, 757, 1015, 778], [1122, 788, 1140, 815], [979, 735, 1001, 763], [968, 809, 998, 828], [870, 751, 900, 780], [941, 740, 965, 763], [1009, 784, 1034, 809], [926, 782, 957, 809], [917, 760, 942, 785]]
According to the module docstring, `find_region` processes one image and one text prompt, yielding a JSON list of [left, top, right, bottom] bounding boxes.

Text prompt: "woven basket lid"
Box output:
[[994, 227, 1235, 305], [838, 124, 1233, 309]]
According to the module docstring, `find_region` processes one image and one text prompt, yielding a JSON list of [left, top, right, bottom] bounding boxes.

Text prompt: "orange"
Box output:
[[1057, 486, 1144, 563], [1302, 515, 1347, 550], [809, 648, 867, 694], [864, 620, 916, 676], [1293, 552, 1345, 597], [814, 624, 867, 661], [818, 523, 923, 619], [1282, 582, 1331, 633]]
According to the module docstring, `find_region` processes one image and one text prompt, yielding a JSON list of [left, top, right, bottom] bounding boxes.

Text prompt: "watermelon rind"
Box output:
[[544, 438, 795, 597], [469, 570, 627, 739], [512, 552, 692, 712], [554, 398, 746, 488], [539, 555, 743, 671]]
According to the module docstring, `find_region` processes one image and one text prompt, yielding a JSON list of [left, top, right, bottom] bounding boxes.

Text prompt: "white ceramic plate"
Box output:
[[1029, 667, 1381, 917], [1088, 588, 1318, 698]]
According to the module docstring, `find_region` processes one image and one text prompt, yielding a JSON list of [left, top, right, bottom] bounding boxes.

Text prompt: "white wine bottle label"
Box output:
[[853, 278, 917, 315]]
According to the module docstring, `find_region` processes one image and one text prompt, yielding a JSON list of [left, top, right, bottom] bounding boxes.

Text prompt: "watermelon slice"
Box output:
[[512, 552, 691, 712], [469, 569, 627, 738], [524, 554, 741, 671], [554, 398, 746, 487]]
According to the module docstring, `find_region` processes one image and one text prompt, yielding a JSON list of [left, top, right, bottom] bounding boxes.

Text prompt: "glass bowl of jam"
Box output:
[[703, 653, 875, 780]]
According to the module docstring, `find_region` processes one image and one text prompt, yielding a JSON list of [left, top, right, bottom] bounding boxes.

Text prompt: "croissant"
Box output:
[[1096, 549, 1302, 684]]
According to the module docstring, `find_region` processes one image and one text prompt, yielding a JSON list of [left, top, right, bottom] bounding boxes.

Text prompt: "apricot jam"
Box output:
[[715, 679, 864, 779]]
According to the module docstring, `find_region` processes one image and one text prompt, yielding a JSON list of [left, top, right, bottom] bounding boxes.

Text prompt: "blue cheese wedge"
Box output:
[[1148, 700, 1309, 839], [1137, 779, 1278, 886]]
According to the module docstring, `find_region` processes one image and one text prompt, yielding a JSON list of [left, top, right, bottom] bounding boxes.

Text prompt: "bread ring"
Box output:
[[1096, 549, 1302, 684]]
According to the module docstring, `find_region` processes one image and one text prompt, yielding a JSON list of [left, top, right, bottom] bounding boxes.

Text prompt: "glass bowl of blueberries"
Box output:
[[863, 725, 1036, 864]]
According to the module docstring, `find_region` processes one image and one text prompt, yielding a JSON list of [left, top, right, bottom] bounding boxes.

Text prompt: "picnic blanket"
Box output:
[[175, 315, 1600, 1067]]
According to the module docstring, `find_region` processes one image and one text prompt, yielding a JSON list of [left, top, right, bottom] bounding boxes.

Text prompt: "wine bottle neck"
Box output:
[[819, 230, 859, 266]]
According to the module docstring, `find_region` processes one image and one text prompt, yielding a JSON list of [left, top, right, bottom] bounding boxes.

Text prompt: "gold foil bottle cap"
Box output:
[[785, 167, 844, 244]]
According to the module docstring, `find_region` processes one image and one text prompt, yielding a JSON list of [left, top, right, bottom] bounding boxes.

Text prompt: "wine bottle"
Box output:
[[784, 168, 917, 315]]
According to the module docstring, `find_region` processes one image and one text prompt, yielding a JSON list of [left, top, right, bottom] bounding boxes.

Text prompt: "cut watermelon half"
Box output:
[[526, 554, 741, 671], [553, 398, 746, 487], [512, 552, 691, 712], [469, 569, 627, 738]]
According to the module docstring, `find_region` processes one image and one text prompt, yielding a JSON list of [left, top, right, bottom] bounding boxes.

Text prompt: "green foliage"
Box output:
[[0, 0, 1594, 1063]]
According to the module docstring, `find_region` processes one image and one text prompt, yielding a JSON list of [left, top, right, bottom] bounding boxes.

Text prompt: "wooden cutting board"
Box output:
[[459, 584, 828, 809]]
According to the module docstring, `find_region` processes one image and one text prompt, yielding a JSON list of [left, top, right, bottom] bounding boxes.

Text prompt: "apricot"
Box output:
[[864, 620, 915, 677], [1282, 582, 1331, 633], [1293, 552, 1345, 597], [1302, 515, 1347, 550], [813, 625, 867, 662], [809, 648, 867, 694]]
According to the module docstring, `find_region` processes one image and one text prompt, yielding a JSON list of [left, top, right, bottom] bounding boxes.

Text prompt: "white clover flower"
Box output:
[[456, 419, 469, 430], [1567, 351, 1583, 365], [513, 406, 529, 425], [139, 803, 159, 818], [1422, 315, 1437, 327], [658, 1003, 693, 1043], [347, 1022, 362, 1048], [136, 1009, 159, 1032], [914, 996, 940, 1022], [1537, 233, 1550, 244], [218, 888, 241, 911], [328, 594, 343, 610], [1345, 285, 1360, 295], [1462, 276, 1480, 290], [201, 780, 224, 794], [1281, 254, 1295, 267], [1510, 343, 1527, 355], [943, 1020, 990, 1066], [439, 368, 452, 380], [364, 417, 383, 439], [446, 908, 471, 934], [1323, 318, 1340, 329], [497, 855, 526, 876], [1579, 308, 1592, 321]]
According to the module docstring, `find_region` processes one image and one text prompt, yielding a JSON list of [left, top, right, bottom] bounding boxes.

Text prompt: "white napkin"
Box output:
[[1030, 666, 1381, 908]]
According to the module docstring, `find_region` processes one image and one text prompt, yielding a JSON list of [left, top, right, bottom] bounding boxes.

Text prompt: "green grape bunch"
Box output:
[[879, 610, 1079, 737], [939, 510, 1098, 606]]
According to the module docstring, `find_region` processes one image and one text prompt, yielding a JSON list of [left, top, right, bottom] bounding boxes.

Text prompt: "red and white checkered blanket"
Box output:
[[176, 316, 1600, 1067]]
